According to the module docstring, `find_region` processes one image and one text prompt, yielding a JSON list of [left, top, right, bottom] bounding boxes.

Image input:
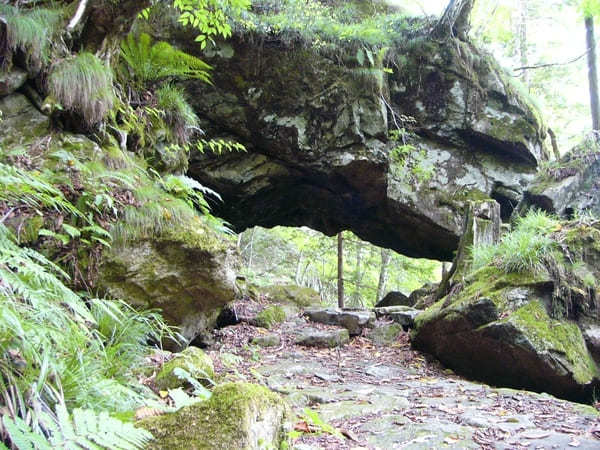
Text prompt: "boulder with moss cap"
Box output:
[[138, 382, 291, 450], [412, 219, 600, 402], [155, 347, 215, 391]]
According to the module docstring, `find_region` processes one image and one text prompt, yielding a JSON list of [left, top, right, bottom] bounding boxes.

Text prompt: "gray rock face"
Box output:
[[375, 291, 413, 308], [304, 308, 375, 336], [180, 31, 546, 260], [98, 228, 239, 346], [518, 147, 600, 218], [295, 328, 350, 348], [0, 68, 27, 97]]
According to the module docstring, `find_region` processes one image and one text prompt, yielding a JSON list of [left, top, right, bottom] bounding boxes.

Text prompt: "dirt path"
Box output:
[[209, 316, 600, 449]]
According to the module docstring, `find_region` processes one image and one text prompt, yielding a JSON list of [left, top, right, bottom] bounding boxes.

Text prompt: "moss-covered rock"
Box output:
[[369, 323, 403, 346], [412, 230, 600, 402], [261, 284, 322, 308], [138, 382, 291, 450], [254, 305, 286, 329], [178, 19, 545, 261], [98, 215, 239, 346], [518, 141, 600, 219], [155, 347, 215, 391]]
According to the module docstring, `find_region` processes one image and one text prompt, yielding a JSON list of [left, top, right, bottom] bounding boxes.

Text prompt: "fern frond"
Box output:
[[120, 33, 211, 85]]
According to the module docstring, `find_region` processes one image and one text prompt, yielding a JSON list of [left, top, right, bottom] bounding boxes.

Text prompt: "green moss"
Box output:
[[139, 382, 290, 450], [255, 305, 286, 329], [510, 300, 599, 384], [155, 347, 215, 391], [261, 284, 322, 308]]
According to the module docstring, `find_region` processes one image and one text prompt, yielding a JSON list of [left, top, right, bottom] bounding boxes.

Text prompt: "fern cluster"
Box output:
[[0, 161, 183, 449], [120, 33, 211, 86], [48, 53, 115, 126]]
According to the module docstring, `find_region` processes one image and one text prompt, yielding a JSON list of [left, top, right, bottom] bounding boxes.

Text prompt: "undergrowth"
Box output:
[[1, 5, 64, 72], [48, 53, 115, 126], [471, 210, 560, 274], [0, 150, 185, 448], [236, 0, 423, 50], [119, 33, 211, 87]]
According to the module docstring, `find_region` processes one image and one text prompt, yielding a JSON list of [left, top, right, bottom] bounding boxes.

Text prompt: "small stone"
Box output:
[[369, 323, 403, 346], [295, 328, 349, 348], [304, 308, 375, 336], [251, 334, 281, 348], [155, 347, 215, 391], [388, 307, 422, 330]]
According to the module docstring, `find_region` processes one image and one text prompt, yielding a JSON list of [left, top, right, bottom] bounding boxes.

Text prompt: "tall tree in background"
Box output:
[[376, 249, 392, 303], [583, 0, 600, 134], [518, 0, 530, 87], [337, 232, 344, 308]]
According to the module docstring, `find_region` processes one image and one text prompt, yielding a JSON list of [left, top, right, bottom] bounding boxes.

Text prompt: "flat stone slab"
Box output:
[[304, 308, 375, 336], [375, 305, 422, 329], [251, 334, 281, 347], [295, 328, 349, 348]]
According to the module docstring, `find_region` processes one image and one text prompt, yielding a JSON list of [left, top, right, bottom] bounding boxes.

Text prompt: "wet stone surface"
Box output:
[[210, 313, 600, 449]]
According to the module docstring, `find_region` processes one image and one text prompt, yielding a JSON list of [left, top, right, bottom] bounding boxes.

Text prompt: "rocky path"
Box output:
[[209, 314, 600, 449]]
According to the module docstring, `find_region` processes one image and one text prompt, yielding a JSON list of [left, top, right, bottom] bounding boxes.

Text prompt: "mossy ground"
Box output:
[[255, 305, 286, 329]]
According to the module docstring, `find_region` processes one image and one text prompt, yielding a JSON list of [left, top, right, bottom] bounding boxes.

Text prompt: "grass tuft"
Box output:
[[2, 6, 64, 72], [48, 52, 115, 126], [472, 210, 560, 274]]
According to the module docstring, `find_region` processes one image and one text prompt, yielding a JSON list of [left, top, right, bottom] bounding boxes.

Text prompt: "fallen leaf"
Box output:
[[159, 390, 169, 398]]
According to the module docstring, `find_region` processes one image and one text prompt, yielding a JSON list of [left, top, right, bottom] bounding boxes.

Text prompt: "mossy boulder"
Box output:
[[138, 382, 291, 450], [369, 323, 403, 346], [155, 347, 215, 391], [412, 261, 600, 402], [0, 68, 27, 97], [98, 216, 239, 347], [253, 305, 286, 329], [261, 284, 322, 308]]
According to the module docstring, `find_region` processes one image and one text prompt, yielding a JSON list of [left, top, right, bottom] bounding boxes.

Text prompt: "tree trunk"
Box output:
[[432, 0, 474, 40], [518, 0, 529, 87], [586, 16, 600, 135], [337, 232, 344, 309], [375, 249, 392, 303], [247, 228, 256, 273]]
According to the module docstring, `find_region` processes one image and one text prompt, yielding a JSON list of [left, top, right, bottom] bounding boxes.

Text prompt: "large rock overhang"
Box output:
[[176, 30, 546, 260]]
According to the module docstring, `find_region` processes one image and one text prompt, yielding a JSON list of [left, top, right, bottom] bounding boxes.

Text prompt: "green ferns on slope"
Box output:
[[119, 33, 211, 86], [0, 163, 179, 449]]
